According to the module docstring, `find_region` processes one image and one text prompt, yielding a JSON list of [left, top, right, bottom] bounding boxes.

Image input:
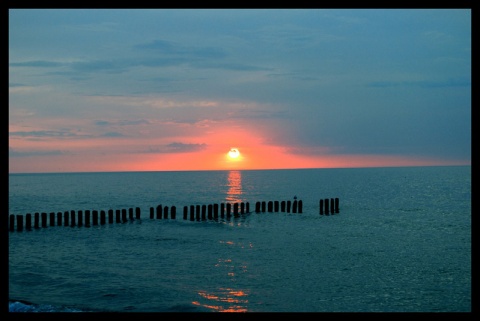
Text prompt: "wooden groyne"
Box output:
[[9, 197, 339, 232]]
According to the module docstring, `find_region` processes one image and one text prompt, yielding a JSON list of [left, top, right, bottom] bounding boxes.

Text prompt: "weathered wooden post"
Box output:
[[156, 205, 162, 219], [64, 211, 69, 226], [171, 206, 176, 219], [268, 201, 273, 212], [163, 206, 169, 219], [214, 203, 219, 218], [150, 207, 154, 219], [122, 209, 127, 222], [25, 213, 32, 230], [85, 210, 91, 226], [286, 201, 291, 213], [319, 199, 323, 215], [298, 200, 303, 213], [274, 201, 279, 212], [93, 210, 99, 225], [292, 200, 297, 213], [261, 201, 266, 213], [335, 198, 339, 213], [330, 198, 335, 214], [57, 212, 62, 226], [34, 213, 40, 229], [183, 206, 188, 220], [240, 202, 245, 214], [196, 205, 201, 221], [78, 210, 83, 226], [135, 207, 141, 219], [221, 203, 225, 218], [70, 210, 76, 227], [246, 202, 250, 213], [41, 212, 47, 228], [281, 201, 286, 212], [16, 215, 24, 231], [201, 205, 206, 220], [208, 204, 213, 220], [50, 212, 55, 226], [190, 205, 195, 221], [129, 208, 134, 220], [234, 203, 239, 217], [100, 210, 106, 225], [116, 209, 121, 223], [108, 209, 113, 224], [255, 201, 261, 213], [226, 203, 231, 217], [324, 199, 329, 215]]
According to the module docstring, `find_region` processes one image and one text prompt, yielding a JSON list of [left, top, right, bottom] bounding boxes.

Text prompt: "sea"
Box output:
[[7, 166, 471, 313]]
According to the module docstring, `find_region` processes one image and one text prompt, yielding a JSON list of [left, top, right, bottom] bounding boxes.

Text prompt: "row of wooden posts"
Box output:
[[8, 198, 339, 232]]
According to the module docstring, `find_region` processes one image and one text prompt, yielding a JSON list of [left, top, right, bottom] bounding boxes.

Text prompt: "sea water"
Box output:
[[8, 166, 471, 312]]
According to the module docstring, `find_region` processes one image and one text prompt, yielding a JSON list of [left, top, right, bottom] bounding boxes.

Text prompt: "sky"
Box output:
[[8, 9, 471, 173]]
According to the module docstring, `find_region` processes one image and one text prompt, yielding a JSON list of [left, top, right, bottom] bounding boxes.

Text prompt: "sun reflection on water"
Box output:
[[225, 170, 243, 203]]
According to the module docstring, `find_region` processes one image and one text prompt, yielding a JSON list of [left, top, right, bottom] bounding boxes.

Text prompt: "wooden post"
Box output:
[[324, 199, 329, 215], [292, 200, 297, 213], [190, 205, 195, 221], [156, 205, 162, 219], [208, 204, 213, 220], [201, 205, 206, 220], [129, 208, 134, 220], [93, 210, 99, 225], [171, 206, 176, 219], [164, 206, 169, 219], [221, 203, 225, 218], [41, 212, 47, 228], [240, 202, 245, 214], [78, 210, 83, 226], [25, 213, 32, 230], [16, 215, 23, 231], [150, 207, 154, 219], [281, 201, 286, 212], [335, 198, 339, 213], [122, 209, 127, 222], [286, 201, 291, 213], [298, 200, 303, 213], [234, 203, 239, 217], [246, 202, 250, 213], [183, 206, 188, 220], [268, 201, 273, 212], [196, 205, 201, 221], [57, 212, 62, 226], [255, 201, 260, 213], [319, 199, 323, 215], [226, 203, 231, 217], [214, 204, 219, 218], [34, 213, 40, 229], [261, 201, 266, 213], [330, 198, 335, 214], [108, 209, 113, 224], [135, 207, 141, 219], [274, 201, 279, 212], [64, 211, 69, 226], [70, 210, 76, 227], [85, 210, 91, 226], [100, 210, 106, 225], [50, 212, 55, 226]]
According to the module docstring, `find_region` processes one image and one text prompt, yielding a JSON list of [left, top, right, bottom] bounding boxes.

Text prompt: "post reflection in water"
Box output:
[[225, 170, 243, 203]]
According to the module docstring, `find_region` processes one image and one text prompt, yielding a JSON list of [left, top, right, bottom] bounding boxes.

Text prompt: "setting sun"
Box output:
[[228, 148, 240, 159]]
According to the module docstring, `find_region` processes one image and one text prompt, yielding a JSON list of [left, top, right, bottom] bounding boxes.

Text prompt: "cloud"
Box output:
[[142, 142, 208, 154], [367, 78, 471, 88], [9, 148, 67, 157]]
